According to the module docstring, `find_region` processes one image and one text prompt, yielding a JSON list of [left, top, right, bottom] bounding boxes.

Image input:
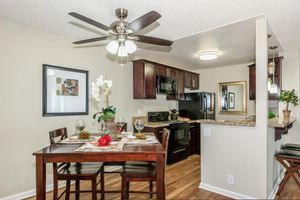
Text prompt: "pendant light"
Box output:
[[269, 45, 278, 94]]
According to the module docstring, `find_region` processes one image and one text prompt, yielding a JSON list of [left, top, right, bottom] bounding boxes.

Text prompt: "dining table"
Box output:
[[32, 133, 166, 200]]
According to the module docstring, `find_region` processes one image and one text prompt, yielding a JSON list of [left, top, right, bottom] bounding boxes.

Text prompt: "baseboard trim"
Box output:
[[199, 182, 256, 199], [1, 182, 65, 200]]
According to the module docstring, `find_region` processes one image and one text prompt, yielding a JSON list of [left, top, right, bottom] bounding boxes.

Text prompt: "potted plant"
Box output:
[[279, 89, 298, 120], [93, 106, 118, 138], [93, 105, 116, 122]]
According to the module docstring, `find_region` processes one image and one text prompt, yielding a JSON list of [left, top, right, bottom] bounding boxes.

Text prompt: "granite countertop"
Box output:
[[268, 117, 296, 128], [144, 117, 296, 128]]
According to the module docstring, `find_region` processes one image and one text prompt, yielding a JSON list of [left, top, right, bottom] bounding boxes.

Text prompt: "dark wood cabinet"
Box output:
[[189, 123, 200, 155], [133, 60, 156, 99], [184, 72, 199, 90], [167, 69, 185, 100], [248, 57, 283, 100], [133, 59, 200, 100], [156, 64, 171, 77]]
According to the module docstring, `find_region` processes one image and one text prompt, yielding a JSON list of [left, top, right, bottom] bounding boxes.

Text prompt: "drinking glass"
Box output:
[[116, 118, 125, 132], [134, 119, 144, 134], [75, 119, 86, 133]]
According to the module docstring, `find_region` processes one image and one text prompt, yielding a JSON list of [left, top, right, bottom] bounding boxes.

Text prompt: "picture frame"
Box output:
[[229, 92, 235, 109], [42, 64, 89, 116]]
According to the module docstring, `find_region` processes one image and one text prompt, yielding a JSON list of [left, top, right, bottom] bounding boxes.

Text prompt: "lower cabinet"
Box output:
[[189, 123, 200, 155]]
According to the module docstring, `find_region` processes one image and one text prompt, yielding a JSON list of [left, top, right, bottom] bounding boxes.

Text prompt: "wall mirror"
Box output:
[[218, 81, 247, 115]]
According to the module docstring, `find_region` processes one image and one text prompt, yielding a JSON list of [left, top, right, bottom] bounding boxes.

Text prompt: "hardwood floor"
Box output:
[[26, 155, 300, 199]]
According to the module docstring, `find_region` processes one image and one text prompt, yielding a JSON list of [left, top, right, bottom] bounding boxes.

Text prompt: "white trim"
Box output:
[[267, 172, 285, 200], [0, 182, 65, 200], [199, 182, 256, 199]]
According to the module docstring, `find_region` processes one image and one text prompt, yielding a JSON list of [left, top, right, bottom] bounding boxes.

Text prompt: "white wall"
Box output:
[[200, 17, 269, 199], [192, 63, 255, 120], [0, 19, 176, 198]]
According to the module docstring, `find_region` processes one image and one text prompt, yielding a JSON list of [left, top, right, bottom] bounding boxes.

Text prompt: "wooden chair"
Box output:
[[100, 123, 128, 198], [275, 149, 300, 196], [121, 128, 170, 200], [49, 127, 103, 200]]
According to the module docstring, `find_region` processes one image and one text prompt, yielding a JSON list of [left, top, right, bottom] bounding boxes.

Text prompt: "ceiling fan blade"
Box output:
[[73, 36, 110, 44], [69, 12, 110, 31], [128, 11, 161, 32], [133, 35, 173, 46]]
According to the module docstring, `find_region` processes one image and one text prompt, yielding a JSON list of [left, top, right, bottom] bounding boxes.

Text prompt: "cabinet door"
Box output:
[[144, 62, 156, 99], [156, 64, 170, 77], [177, 70, 185, 100], [184, 72, 192, 88], [191, 74, 199, 90]]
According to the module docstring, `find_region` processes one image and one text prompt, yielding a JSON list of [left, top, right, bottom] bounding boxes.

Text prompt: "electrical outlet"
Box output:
[[227, 174, 234, 185]]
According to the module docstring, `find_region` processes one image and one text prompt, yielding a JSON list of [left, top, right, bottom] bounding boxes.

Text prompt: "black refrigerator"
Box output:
[[178, 92, 215, 120]]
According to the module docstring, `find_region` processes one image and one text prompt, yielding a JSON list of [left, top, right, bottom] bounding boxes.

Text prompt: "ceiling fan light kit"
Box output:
[[69, 8, 173, 61], [198, 51, 219, 61]]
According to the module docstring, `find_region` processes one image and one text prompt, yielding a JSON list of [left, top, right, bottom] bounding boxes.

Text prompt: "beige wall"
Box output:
[[0, 19, 176, 198], [192, 63, 255, 120]]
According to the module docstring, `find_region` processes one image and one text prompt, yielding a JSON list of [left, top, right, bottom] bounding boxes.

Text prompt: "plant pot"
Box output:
[[282, 110, 291, 121]]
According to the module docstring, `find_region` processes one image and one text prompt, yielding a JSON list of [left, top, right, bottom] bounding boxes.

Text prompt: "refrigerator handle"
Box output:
[[204, 95, 208, 119]]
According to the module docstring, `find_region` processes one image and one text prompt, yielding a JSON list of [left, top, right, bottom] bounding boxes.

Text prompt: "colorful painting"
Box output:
[[56, 78, 79, 96]]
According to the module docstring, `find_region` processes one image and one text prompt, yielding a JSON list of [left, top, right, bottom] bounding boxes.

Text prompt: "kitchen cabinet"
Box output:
[[189, 123, 200, 155], [156, 64, 171, 77], [133, 59, 200, 100], [185, 72, 199, 90], [248, 56, 283, 100], [167, 69, 185, 100], [133, 60, 156, 99]]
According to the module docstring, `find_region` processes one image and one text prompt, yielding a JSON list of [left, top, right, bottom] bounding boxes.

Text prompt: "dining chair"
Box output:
[[100, 123, 127, 198], [49, 127, 103, 200], [121, 128, 170, 200]]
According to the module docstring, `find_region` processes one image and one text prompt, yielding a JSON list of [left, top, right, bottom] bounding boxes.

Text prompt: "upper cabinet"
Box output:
[[133, 59, 199, 100], [248, 56, 283, 100], [184, 72, 199, 90], [133, 60, 156, 99]]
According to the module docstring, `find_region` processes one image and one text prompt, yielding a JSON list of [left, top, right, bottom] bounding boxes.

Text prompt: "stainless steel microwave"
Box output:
[[156, 76, 177, 95]]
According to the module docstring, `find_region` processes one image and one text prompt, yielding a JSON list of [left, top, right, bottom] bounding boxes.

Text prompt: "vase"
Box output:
[[105, 120, 118, 140], [282, 110, 291, 122]]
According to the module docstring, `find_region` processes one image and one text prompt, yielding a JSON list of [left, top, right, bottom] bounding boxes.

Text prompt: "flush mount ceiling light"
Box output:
[[197, 51, 219, 61]]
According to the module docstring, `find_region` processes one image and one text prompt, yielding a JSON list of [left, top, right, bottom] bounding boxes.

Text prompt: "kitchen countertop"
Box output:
[[268, 117, 296, 128], [144, 117, 297, 128]]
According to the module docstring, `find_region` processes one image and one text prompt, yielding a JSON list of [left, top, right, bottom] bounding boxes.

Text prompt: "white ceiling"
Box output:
[[0, 0, 299, 69]]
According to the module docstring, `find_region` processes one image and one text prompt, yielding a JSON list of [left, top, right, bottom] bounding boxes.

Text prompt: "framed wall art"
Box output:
[[42, 64, 89, 116]]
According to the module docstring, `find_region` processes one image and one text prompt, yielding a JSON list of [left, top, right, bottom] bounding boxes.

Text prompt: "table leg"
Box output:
[[156, 153, 165, 200], [35, 155, 46, 200]]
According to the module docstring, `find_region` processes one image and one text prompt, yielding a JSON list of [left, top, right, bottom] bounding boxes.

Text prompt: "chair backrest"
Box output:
[[49, 127, 68, 144], [49, 128, 69, 171], [162, 128, 170, 161]]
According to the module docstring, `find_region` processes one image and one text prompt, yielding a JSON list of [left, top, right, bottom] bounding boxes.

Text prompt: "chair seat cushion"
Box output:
[[281, 143, 300, 151], [275, 149, 300, 160], [122, 162, 156, 178], [58, 163, 103, 176]]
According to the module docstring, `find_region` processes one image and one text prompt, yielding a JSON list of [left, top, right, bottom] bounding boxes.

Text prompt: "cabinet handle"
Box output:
[[159, 130, 163, 133], [190, 126, 196, 128], [173, 148, 186, 154]]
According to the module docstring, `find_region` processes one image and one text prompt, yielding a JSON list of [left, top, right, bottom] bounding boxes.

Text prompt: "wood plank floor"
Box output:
[[26, 155, 300, 199]]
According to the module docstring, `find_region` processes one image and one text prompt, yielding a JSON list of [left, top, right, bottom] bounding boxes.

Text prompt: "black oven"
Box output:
[[156, 76, 177, 95], [167, 122, 190, 164]]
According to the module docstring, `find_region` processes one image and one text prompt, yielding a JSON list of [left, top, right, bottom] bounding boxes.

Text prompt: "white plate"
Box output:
[[127, 135, 136, 139]]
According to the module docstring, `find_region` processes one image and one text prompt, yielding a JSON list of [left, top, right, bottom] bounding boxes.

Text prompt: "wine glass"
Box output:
[[75, 119, 86, 133], [134, 119, 144, 134], [116, 118, 125, 133]]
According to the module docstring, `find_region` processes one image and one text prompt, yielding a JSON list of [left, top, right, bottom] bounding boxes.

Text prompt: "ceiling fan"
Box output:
[[69, 8, 173, 57]]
